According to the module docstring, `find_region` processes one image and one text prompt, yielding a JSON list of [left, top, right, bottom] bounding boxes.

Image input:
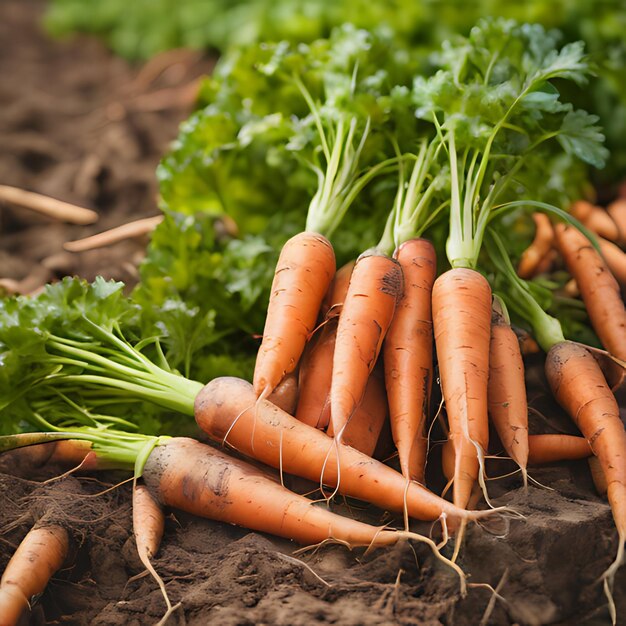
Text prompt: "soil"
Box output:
[[0, 2, 625, 626]]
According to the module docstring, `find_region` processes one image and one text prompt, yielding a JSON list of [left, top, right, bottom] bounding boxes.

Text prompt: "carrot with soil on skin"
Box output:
[[253, 231, 336, 400], [517, 213, 554, 279], [432, 268, 492, 510], [554, 223, 626, 361], [132, 482, 179, 622], [194, 377, 505, 528], [527, 434, 592, 465], [487, 304, 529, 486], [383, 238, 436, 483], [330, 249, 403, 442], [0, 523, 69, 626]]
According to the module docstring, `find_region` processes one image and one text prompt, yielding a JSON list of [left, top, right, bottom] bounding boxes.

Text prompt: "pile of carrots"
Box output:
[[1, 19, 626, 626]]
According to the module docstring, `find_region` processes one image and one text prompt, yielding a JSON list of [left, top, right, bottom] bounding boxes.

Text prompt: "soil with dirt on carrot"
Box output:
[[1, 3, 625, 626]]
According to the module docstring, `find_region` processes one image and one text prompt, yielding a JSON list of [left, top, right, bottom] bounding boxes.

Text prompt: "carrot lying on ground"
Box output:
[[432, 268, 492, 509], [194, 377, 503, 528], [0, 523, 69, 626], [545, 341, 626, 620], [527, 434, 592, 464], [517, 213, 554, 279], [487, 306, 529, 486], [253, 231, 336, 400], [383, 238, 436, 483], [330, 250, 403, 442], [141, 438, 466, 588], [554, 223, 626, 361]]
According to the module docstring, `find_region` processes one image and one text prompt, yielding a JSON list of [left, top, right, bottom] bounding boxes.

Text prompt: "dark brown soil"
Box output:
[[0, 0, 213, 293]]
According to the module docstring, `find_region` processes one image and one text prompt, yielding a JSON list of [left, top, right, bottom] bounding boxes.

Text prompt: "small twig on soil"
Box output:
[[275, 553, 331, 588], [64, 215, 163, 252], [473, 567, 509, 626], [0, 184, 98, 224]]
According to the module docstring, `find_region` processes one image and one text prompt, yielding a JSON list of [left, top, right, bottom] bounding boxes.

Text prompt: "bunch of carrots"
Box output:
[[1, 18, 625, 626]]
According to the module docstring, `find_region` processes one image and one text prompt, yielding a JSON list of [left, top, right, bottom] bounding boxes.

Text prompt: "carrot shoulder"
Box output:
[[554, 223, 626, 361], [330, 250, 403, 440], [383, 238, 436, 483], [432, 268, 491, 509], [0, 524, 69, 626], [253, 231, 336, 399]]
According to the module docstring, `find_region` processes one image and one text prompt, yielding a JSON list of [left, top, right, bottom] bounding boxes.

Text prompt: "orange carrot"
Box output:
[[253, 231, 335, 399], [267, 372, 299, 416], [432, 268, 491, 509], [295, 262, 355, 429], [487, 309, 529, 482], [527, 434, 592, 465], [142, 437, 466, 586], [328, 362, 389, 457], [194, 377, 500, 527], [571, 200, 620, 242], [320, 260, 355, 320], [598, 236, 626, 291], [607, 199, 626, 245], [0, 524, 69, 626], [6, 439, 112, 471], [330, 250, 403, 441], [383, 239, 436, 483], [545, 341, 626, 609], [517, 213, 554, 279], [554, 223, 626, 361], [589, 455, 608, 496]]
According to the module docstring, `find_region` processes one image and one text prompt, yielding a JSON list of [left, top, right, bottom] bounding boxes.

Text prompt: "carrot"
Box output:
[[432, 268, 491, 509], [295, 325, 335, 429], [132, 483, 178, 621], [5, 439, 112, 472], [142, 438, 466, 587], [517, 213, 554, 279], [571, 200, 620, 242], [383, 238, 436, 483], [589, 455, 608, 496], [295, 261, 355, 429], [527, 434, 592, 465], [487, 308, 528, 484], [328, 362, 388, 457], [253, 231, 336, 400], [554, 223, 626, 361], [598, 236, 626, 291], [194, 377, 500, 527], [0, 524, 69, 626], [320, 260, 355, 320], [267, 372, 299, 416], [330, 250, 403, 441], [607, 198, 626, 245], [545, 341, 626, 617]]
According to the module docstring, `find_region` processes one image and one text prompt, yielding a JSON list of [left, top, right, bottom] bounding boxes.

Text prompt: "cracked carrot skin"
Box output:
[[383, 238, 436, 483], [487, 310, 528, 473], [195, 377, 489, 526], [432, 268, 491, 509], [554, 223, 626, 361], [143, 438, 402, 548], [253, 231, 336, 399], [545, 341, 626, 538], [330, 249, 403, 440], [0, 524, 69, 626]]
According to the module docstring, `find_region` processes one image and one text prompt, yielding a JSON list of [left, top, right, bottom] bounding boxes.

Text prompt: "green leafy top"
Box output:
[[413, 18, 607, 269]]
